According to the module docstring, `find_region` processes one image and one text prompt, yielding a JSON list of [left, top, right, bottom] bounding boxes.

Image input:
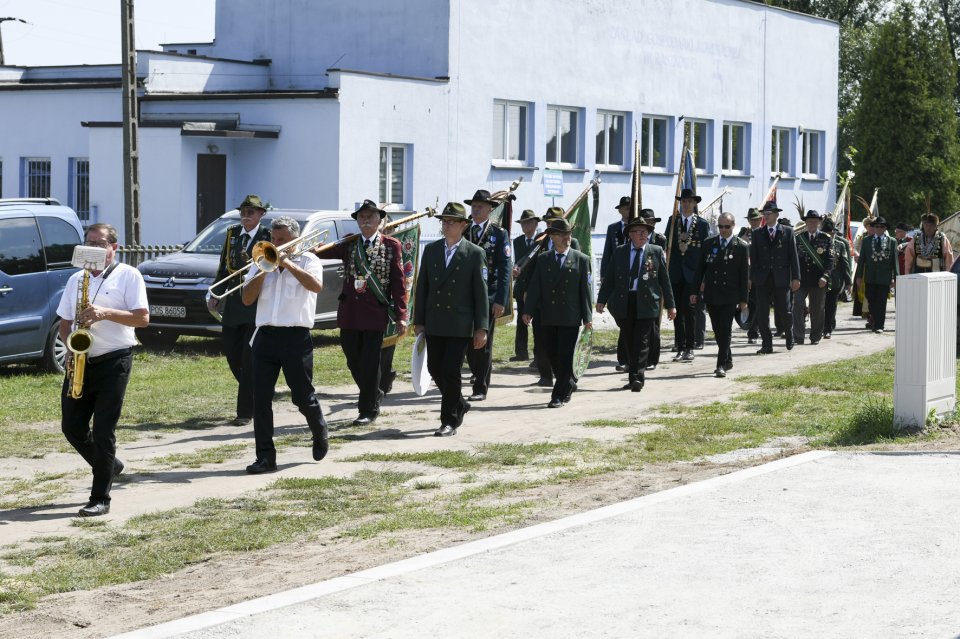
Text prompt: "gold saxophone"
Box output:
[[66, 270, 93, 399]]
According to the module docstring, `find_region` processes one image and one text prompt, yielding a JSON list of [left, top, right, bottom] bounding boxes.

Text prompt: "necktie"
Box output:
[[242, 233, 252, 254], [721, 239, 727, 251], [630, 248, 641, 288], [364, 239, 371, 250], [472, 225, 481, 242], [527, 238, 533, 250], [769, 228, 776, 241], [556, 252, 564, 267], [445, 245, 456, 266]]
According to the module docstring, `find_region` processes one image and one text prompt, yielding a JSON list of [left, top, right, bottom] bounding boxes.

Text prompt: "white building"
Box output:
[[0, 0, 838, 245]]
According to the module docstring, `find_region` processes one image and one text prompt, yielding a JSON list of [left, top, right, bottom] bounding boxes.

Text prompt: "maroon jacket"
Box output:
[[328, 234, 408, 332]]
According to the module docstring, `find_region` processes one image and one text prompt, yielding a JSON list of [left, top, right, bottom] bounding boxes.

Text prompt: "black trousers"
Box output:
[[865, 284, 890, 330], [222, 323, 256, 419], [514, 298, 530, 358], [340, 328, 384, 416], [61, 350, 132, 504], [747, 287, 759, 339], [824, 288, 841, 334], [251, 326, 326, 463], [755, 273, 793, 348], [648, 318, 661, 366], [379, 344, 397, 393], [542, 324, 579, 402], [617, 292, 654, 383], [532, 314, 553, 381], [671, 279, 698, 350], [707, 304, 736, 369], [426, 335, 471, 427], [466, 309, 497, 395]]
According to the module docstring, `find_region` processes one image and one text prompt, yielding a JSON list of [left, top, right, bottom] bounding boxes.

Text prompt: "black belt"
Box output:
[[88, 347, 133, 364]]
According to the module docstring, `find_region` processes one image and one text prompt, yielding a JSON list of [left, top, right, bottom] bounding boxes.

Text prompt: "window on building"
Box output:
[[492, 100, 529, 164], [802, 130, 823, 178], [722, 122, 748, 174], [641, 116, 668, 170], [379, 144, 406, 206], [595, 111, 625, 167], [69, 158, 91, 221], [21, 158, 51, 198], [683, 119, 711, 172], [546, 105, 580, 166], [771, 127, 792, 175]]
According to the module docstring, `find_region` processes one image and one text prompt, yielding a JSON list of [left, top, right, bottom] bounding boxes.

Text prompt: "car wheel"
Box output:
[[41, 323, 67, 374], [136, 328, 179, 349]]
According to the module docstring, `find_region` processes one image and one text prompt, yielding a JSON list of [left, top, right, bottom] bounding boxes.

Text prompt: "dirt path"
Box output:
[[0, 312, 908, 637]]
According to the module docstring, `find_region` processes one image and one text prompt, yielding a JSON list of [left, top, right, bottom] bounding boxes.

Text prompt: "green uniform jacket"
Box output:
[[854, 235, 898, 285], [414, 238, 490, 337], [525, 248, 593, 327], [597, 243, 674, 321], [829, 236, 853, 292], [694, 236, 749, 306], [212, 223, 270, 326]]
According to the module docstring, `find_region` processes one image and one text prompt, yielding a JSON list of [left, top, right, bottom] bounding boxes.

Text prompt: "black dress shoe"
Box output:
[[78, 500, 110, 517], [569, 381, 578, 393], [681, 350, 695, 362], [757, 346, 773, 354], [462, 400, 471, 415], [352, 415, 376, 427], [715, 367, 726, 378], [615, 364, 627, 372], [672, 351, 684, 362], [786, 340, 794, 351], [468, 393, 486, 402], [810, 339, 820, 345], [694, 343, 705, 350], [823, 333, 832, 340], [231, 416, 252, 426], [774, 330, 783, 337], [536, 377, 553, 387], [748, 337, 758, 344], [434, 424, 457, 437], [547, 398, 564, 408], [645, 364, 657, 371], [113, 458, 125, 479], [873, 328, 884, 334], [630, 381, 644, 392], [246, 458, 278, 474], [509, 354, 529, 362], [724, 360, 733, 372], [621, 382, 633, 390]]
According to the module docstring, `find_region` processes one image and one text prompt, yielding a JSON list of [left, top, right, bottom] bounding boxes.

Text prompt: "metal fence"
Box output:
[[115, 245, 184, 268]]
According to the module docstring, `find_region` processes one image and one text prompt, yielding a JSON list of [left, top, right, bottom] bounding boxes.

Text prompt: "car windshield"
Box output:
[[182, 217, 241, 254]]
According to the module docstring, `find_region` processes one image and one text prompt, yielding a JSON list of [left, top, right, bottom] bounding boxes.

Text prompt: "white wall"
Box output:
[[208, 0, 451, 88]]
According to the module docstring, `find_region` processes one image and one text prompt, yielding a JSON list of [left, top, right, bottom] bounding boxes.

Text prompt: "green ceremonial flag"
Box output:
[[382, 223, 421, 348], [567, 195, 592, 261]]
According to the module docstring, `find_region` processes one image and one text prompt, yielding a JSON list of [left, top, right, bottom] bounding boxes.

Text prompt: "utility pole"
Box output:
[[0, 17, 28, 66], [120, 0, 141, 245]]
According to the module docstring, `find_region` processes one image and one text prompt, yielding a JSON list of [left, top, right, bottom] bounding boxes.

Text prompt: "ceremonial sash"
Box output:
[[354, 240, 397, 322], [797, 232, 824, 270]]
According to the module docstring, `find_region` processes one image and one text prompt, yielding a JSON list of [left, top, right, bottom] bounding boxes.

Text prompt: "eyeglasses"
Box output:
[[717, 224, 733, 229], [84, 240, 112, 248]]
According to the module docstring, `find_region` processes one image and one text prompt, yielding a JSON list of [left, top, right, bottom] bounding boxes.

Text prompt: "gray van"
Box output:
[[0, 198, 83, 372]]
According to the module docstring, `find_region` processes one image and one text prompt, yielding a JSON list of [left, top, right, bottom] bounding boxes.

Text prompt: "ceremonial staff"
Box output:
[[664, 128, 691, 273]]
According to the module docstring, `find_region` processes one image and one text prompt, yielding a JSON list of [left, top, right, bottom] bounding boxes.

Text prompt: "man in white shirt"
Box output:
[[58, 223, 149, 517], [241, 216, 327, 473]]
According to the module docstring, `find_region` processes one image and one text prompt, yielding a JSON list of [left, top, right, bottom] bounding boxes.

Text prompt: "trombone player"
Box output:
[[207, 194, 271, 426], [57, 223, 149, 517]]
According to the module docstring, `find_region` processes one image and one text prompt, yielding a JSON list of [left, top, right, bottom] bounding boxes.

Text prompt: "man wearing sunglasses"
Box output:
[[692, 212, 749, 377]]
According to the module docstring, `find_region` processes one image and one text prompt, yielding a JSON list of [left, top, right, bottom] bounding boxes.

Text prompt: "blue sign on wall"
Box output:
[[542, 169, 564, 197]]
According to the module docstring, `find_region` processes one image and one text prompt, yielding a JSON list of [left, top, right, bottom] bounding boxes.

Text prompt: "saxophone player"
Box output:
[[57, 224, 149, 517]]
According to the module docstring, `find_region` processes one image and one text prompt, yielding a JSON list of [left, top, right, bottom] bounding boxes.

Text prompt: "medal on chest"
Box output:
[[354, 276, 367, 293]]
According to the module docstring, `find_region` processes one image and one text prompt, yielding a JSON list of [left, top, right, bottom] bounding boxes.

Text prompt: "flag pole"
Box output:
[[664, 129, 690, 273]]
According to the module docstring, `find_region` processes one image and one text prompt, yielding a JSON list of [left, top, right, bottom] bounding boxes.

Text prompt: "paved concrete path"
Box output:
[[112, 451, 960, 639]]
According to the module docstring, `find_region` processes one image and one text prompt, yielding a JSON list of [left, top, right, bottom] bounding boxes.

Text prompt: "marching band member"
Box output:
[[522, 218, 593, 407], [207, 194, 270, 426], [326, 200, 407, 426], [58, 223, 149, 517], [241, 216, 328, 473], [413, 203, 489, 437], [597, 216, 675, 392]]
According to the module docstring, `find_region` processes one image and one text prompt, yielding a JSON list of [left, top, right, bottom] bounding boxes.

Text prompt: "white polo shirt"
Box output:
[[245, 251, 324, 328], [57, 262, 148, 357]]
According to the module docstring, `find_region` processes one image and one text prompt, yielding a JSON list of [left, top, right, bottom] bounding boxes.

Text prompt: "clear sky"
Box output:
[[0, 0, 216, 67]]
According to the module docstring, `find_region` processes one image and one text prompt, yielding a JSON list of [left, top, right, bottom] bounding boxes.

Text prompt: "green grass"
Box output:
[[345, 441, 589, 470], [0, 472, 75, 510], [150, 444, 248, 469], [581, 418, 633, 428]]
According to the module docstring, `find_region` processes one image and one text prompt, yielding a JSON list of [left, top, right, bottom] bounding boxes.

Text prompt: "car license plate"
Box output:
[[151, 304, 186, 318]]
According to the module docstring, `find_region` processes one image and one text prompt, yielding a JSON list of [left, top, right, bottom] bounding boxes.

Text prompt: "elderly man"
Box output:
[[464, 189, 511, 402], [693, 212, 748, 377], [664, 188, 710, 362], [741, 207, 764, 344], [855, 216, 898, 333], [58, 223, 149, 516], [207, 194, 271, 426], [242, 216, 328, 473], [414, 203, 489, 437], [326, 199, 407, 426], [601, 196, 634, 372], [793, 210, 836, 346], [511, 209, 540, 363], [750, 202, 800, 353], [904, 213, 954, 274], [597, 216, 675, 391], [523, 218, 593, 407]]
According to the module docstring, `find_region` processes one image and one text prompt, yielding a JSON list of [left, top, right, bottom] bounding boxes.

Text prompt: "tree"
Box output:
[[854, 2, 960, 223]]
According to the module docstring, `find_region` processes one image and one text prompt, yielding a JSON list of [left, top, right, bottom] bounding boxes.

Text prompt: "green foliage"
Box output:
[[854, 2, 960, 223]]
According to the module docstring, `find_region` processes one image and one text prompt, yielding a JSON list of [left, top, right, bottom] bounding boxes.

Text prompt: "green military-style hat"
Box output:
[[353, 199, 386, 219], [518, 209, 540, 222], [542, 206, 566, 221], [438, 202, 470, 221], [238, 194, 266, 210], [746, 208, 762, 221], [544, 218, 574, 234]]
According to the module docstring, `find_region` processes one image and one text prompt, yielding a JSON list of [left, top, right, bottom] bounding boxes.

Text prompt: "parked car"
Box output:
[[0, 198, 83, 372], [136, 209, 362, 346]]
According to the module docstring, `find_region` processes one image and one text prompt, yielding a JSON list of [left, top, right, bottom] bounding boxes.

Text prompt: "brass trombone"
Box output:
[[208, 228, 329, 300]]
